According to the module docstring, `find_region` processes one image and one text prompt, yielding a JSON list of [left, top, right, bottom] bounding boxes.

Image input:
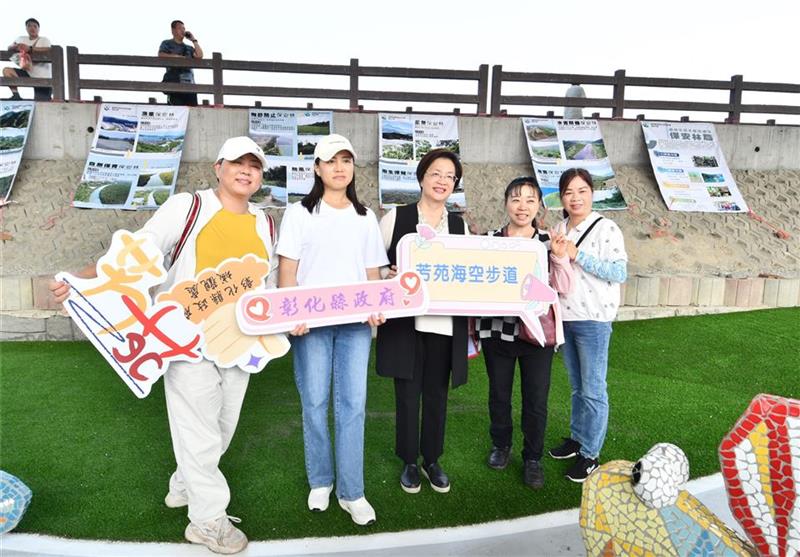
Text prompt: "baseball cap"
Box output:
[[314, 134, 357, 162], [216, 136, 267, 168]]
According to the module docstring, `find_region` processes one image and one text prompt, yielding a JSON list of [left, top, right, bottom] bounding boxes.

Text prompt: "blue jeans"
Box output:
[[561, 320, 613, 459], [291, 323, 372, 501]]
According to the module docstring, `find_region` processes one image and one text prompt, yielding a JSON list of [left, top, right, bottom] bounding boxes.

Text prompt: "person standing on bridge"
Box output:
[[158, 20, 203, 106]]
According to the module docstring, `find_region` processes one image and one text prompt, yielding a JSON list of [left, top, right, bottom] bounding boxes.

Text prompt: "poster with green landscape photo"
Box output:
[[248, 110, 333, 208], [0, 100, 35, 205], [378, 113, 466, 211], [521, 118, 627, 211], [75, 104, 188, 210]]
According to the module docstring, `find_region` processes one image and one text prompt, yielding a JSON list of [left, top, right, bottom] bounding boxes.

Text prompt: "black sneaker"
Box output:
[[549, 437, 581, 460], [565, 456, 599, 483], [7, 93, 22, 101], [487, 446, 511, 470], [421, 461, 450, 493], [400, 463, 421, 494]]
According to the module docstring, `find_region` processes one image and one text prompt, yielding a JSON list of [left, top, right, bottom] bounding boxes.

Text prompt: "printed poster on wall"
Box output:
[[248, 110, 333, 209], [74, 104, 189, 210], [378, 113, 466, 212], [641, 122, 747, 212], [521, 118, 627, 211], [0, 100, 35, 205]]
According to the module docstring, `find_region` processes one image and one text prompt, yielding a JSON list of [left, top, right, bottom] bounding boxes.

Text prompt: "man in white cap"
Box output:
[[50, 136, 274, 554]]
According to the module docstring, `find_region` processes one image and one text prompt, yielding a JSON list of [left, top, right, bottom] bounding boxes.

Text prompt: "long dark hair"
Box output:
[[301, 157, 367, 215], [558, 168, 594, 218], [504, 176, 542, 230]]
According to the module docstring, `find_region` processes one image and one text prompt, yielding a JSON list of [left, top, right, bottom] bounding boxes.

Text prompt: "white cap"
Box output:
[[313, 134, 357, 161], [216, 136, 267, 168]]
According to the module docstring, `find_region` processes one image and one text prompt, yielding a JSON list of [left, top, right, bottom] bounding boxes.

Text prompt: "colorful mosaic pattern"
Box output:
[[632, 443, 690, 509], [719, 394, 800, 557], [581, 459, 753, 556], [0, 471, 32, 534]]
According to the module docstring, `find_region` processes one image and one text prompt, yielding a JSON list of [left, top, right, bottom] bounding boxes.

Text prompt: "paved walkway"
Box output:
[[2, 474, 744, 557]]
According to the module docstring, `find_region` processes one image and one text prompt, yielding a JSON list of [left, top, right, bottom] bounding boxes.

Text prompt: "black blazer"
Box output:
[[375, 203, 468, 388]]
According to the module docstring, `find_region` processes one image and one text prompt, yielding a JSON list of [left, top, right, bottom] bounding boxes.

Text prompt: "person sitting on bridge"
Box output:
[[3, 18, 52, 101]]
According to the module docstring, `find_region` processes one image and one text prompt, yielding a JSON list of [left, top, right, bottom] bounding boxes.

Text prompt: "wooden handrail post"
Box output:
[[49, 45, 65, 102], [212, 52, 224, 106], [477, 64, 489, 115], [490, 65, 503, 116], [66, 46, 80, 101], [728, 74, 743, 124], [349, 58, 359, 111], [612, 69, 626, 119]]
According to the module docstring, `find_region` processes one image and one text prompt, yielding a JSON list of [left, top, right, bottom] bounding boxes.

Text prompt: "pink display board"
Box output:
[[235, 271, 428, 335], [396, 225, 556, 344]]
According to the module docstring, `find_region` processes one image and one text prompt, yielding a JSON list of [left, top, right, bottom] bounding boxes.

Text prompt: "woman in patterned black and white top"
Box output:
[[547, 168, 628, 484], [476, 176, 573, 489]]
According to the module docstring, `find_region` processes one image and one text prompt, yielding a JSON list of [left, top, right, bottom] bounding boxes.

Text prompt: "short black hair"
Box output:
[[504, 176, 542, 203], [170, 20, 184, 29], [415, 148, 462, 185], [25, 18, 40, 27]]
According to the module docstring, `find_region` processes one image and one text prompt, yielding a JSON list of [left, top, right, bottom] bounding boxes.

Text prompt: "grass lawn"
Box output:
[[0, 308, 797, 542]]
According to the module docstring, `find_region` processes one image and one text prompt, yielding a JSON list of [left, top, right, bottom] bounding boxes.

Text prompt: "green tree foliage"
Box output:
[[99, 184, 131, 205], [153, 190, 170, 206], [137, 174, 153, 188]]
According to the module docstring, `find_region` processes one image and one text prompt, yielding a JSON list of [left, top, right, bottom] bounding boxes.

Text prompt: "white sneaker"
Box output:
[[307, 485, 334, 512], [185, 516, 248, 554], [164, 490, 188, 508], [338, 496, 376, 526]]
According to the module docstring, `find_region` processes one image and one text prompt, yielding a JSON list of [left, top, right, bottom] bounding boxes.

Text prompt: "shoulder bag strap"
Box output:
[[575, 216, 604, 248], [169, 192, 202, 267]]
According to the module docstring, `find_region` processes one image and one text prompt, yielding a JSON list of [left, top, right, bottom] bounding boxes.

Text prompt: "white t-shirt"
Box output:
[[277, 200, 389, 287], [558, 212, 627, 322], [13, 35, 52, 78]]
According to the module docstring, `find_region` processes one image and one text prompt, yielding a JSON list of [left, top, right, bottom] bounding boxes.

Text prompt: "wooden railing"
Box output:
[[490, 66, 800, 123], [1, 47, 798, 125], [0, 46, 65, 101], [64, 47, 489, 113]]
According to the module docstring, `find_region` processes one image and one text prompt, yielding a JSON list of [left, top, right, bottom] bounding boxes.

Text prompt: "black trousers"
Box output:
[[167, 93, 198, 106], [394, 331, 452, 465], [482, 337, 554, 461]]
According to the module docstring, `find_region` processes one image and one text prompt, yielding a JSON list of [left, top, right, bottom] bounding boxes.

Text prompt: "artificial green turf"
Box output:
[[0, 308, 797, 542]]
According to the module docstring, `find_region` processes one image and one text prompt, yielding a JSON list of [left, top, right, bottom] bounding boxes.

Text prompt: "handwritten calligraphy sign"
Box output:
[[57, 230, 203, 398], [235, 272, 428, 335], [396, 225, 556, 345], [157, 255, 290, 369]]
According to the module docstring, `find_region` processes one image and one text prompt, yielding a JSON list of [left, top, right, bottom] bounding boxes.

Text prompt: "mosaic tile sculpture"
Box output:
[[580, 445, 753, 556], [0, 471, 32, 534], [632, 442, 690, 509], [719, 394, 799, 557]]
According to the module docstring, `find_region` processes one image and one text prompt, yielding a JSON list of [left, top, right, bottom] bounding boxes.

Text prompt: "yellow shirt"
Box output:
[[195, 208, 268, 273]]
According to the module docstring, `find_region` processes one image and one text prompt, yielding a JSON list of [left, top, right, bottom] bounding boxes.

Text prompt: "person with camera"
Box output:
[[158, 20, 203, 106], [3, 18, 52, 101]]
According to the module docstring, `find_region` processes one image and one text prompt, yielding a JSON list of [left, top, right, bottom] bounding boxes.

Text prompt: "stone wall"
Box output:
[[1, 104, 798, 340]]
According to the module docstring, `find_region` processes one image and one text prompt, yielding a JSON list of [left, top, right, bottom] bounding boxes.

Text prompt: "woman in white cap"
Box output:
[[50, 136, 277, 554], [277, 134, 388, 526]]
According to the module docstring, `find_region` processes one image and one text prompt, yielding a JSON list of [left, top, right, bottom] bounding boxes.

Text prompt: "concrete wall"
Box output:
[[2, 103, 799, 339], [22, 103, 800, 169]]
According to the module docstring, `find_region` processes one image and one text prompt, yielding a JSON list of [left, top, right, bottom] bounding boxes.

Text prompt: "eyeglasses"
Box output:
[[425, 171, 458, 184]]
